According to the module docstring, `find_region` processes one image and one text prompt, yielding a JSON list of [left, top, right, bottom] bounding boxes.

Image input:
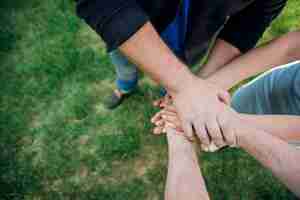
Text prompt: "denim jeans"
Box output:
[[109, 50, 139, 93]]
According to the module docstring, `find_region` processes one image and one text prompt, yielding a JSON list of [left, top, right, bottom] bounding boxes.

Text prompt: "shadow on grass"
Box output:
[[0, 6, 23, 200]]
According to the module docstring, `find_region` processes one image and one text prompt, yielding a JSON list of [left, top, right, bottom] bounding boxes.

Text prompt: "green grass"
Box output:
[[0, 1, 299, 199]]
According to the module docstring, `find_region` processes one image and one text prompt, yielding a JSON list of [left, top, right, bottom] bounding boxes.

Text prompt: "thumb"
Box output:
[[218, 90, 231, 105]]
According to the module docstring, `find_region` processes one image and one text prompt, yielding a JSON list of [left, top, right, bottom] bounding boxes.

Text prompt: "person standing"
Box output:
[[75, 0, 287, 148]]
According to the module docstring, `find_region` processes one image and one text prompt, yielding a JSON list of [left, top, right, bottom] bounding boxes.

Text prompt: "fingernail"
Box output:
[[203, 147, 209, 152], [208, 143, 218, 152], [166, 123, 175, 129]]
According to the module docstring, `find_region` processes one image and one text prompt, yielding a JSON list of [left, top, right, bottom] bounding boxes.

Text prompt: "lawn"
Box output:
[[0, 0, 299, 199]]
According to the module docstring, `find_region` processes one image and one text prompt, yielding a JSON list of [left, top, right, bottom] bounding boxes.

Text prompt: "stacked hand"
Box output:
[[151, 88, 241, 152]]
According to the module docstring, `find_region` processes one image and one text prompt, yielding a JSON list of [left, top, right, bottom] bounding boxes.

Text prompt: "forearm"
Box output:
[[207, 31, 300, 90], [239, 114, 300, 142], [198, 39, 241, 79], [119, 22, 195, 94], [165, 130, 210, 200], [238, 127, 300, 197]]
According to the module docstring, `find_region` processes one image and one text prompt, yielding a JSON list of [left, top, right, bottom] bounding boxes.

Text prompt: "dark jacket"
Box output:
[[76, 0, 286, 64]]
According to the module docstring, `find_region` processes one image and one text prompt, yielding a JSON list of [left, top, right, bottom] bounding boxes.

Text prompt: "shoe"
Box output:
[[104, 89, 132, 109]]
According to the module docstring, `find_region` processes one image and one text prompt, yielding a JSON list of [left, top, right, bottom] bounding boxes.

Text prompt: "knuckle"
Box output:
[[218, 116, 227, 127], [211, 133, 222, 141], [207, 125, 220, 135], [197, 132, 208, 141]]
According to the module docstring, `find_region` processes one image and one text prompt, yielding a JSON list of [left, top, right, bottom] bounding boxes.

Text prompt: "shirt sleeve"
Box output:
[[76, 0, 149, 51], [219, 0, 287, 53]]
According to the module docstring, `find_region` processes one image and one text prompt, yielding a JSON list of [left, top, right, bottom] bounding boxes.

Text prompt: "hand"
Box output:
[[170, 76, 231, 149], [151, 104, 235, 152], [152, 95, 182, 134], [153, 94, 172, 108], [216, 105, 241, 147], [151, 104, 184, 135]]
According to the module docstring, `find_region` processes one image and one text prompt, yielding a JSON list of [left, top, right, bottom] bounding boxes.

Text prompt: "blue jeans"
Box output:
[[109, 50, 139, 93], [232, 61, 300, 115]]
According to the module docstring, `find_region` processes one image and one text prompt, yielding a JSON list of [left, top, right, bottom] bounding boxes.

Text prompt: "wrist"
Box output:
[[206, 74, 230, 91], [235, 114, 257, 147], [167, 131, 194, 153], [167, 69, 203, 97]]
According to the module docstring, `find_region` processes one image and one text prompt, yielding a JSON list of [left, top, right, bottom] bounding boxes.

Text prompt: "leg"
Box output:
[[165, 129, 210, 200], [232, 61, 300, 115], [105, 50, 139, 109], [110, 50, 139, 93]]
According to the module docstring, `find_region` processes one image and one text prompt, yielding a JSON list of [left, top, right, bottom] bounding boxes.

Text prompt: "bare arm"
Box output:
[[198, 39, 241, 79], [158, 109, 300, 199], [207, 31, 300, 90], [120, 21, 234, 150], [119, 22, 193, 94], [237, 126, 300, 197], [165, 129, 210, 200], [153, 104, 300, 143], [164, 116, 300, 200], [239, 114, 300, 142]]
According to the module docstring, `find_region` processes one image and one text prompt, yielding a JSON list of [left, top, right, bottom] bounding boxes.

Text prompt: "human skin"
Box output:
[[197, 39, 241, 79], [196, 31, 300, 88], [165, 130, 210, 200], [237, 126, 300, 197], [207, 31, 300, 90], [153, 30, 300, 146], [164, 113, 300, 200], [119, 22, 233, 148], [152, 104, 300, 143]]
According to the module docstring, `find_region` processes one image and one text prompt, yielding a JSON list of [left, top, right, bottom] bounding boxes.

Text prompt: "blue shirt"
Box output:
[[160, 0, 190, 57]]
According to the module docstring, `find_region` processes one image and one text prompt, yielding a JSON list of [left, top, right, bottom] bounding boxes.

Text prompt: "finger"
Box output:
[[208, 142, 220, 152], [194, 123, 210, 147], [201, 144, 209, 152], [161, 110, 177, 117], [165, 122, 177, 129], [151, 111, 163, 123], [218, 91, 231, 105], [162, 115, 182, 129], [205, 118, 226, 148], [182, 120, 194, 140], [164, 115, 184, 132], [166, 94, 172, 101], [164, 107, 178, 115], [160, 100, 170, 108], [163, 106, 177, 114], [174, 129, 185, 135], [153, 126, 165, 135], [151, 112, 160, 123], [163, 95, 173, 105], [153, 99, 163, 107], [162, 127, 167, 133], [218, 115, 237, 147], [155, 119, 165, 127], [155, 96, 172, 108]]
